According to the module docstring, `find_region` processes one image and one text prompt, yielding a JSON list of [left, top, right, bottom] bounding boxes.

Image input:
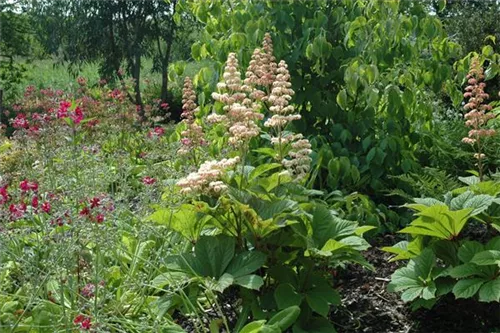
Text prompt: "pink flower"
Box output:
[[12, 114, 29, 129], [31, 196, 39, 209], [81, 283, 95, 298], [89, 197, 100, 209], [142, 176, 156, 185], [9, 203, 27, 219], [0, 185, 9, 204], [42, 201, 51, 213], [96, 214, 104, 224], [161, 102, 169, 109], [70, 107, 84, 124], [147, 127, 165, 138]]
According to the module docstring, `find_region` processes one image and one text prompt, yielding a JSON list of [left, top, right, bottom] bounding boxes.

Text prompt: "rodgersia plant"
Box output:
[[461, 57, 497, 180], [152, 33, 373, 333], [178, 76, 207, 165]]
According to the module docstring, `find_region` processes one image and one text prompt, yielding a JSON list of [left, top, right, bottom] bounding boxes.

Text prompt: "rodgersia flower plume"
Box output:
[[244, 32, 278, 101], [209, 53, 264, 147], [264, 59, 312, 180], [461, 57, 497, 179], [178, 77, 206, 157], [176, 157, 240, 195]]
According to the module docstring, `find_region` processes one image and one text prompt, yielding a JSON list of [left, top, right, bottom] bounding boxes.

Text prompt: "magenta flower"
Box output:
[[142, 176, 156, 185]]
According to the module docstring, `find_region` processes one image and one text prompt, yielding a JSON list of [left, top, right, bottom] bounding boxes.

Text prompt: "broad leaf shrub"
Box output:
[[149, 34, 374, 332], [385, 175, 500, 309], [386, 55, 499, 309], [184, 0, 461, 195]]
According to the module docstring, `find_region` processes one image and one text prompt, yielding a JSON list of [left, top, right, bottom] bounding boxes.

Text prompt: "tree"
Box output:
[[30, 0, 181, 114], [0, 1, 32, 103]]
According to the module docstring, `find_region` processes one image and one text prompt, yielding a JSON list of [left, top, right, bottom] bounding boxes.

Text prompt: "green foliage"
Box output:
[[186, 0, 461, 196], [0, 3, 32, 101], [385, 180, 500, 309]]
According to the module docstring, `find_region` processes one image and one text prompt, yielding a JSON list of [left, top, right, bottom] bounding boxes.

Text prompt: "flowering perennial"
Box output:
[[244, 32, 277, 101], [462, 58, 496, 147], [178, 77, 206, 155], [210, 53, 264, 147], [177, 157, 240, 195]]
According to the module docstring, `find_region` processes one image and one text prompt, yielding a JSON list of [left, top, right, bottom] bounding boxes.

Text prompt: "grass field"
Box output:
[[6, 58, 213, 104]]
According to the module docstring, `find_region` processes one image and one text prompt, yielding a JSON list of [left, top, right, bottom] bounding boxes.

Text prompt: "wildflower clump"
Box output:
[[461, 57, 497, 179], [178, 77, 206, 156]]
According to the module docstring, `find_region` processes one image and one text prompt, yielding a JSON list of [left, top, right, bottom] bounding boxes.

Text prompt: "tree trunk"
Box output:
[[133, 52, 143, 114], [160, 0, 178, 103]]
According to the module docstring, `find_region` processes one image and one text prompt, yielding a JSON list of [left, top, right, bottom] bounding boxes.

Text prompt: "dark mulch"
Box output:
[[173, 234, 500, 332], [332, 234, 500, 333]]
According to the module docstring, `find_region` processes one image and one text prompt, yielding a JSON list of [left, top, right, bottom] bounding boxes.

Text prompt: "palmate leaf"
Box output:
[[450, 191, 495, 215], [382, 238, 423, 261], [448, 263, 482, 279], [388, 249, 437, 302], [399, 205, 472, 240], [311, 205, 357, 248], [226, 251, 267, 278]]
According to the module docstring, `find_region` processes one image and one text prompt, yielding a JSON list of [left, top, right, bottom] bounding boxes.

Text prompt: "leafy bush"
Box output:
[[384, 177, 500, 310]]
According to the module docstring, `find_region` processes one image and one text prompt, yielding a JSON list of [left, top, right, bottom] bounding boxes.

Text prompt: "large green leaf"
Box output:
[[239, 320, 267, 333], [234, 274, 264, 290], [470, 250, 500, 266], [274, 283, 303, 309], [194, 235, 235, 278], [458, 241, 484, 263], [267, 306, 301, 331], [311, 205, 356, 248], [226, 251, 267, 278], [305, 284, 341, 317], [448, 263, 481, 279], [452, 278, 486, 299], [478, 278, 500, 302]]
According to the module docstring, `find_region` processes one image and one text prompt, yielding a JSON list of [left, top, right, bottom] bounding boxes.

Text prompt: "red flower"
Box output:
[[31, 196, 39, 209], [142, 176, 156, 185], [96, 214, 104, 224], [80, 207, 90, 216], [70, 107, 84, 124], [160, 102, 169, 110], [147, 127, 165, 138], [13, 114, 29, 129], [20, 180, 30, 192], [73, 315, 91, 330], [89, 197, 100, 209], [9, 203, 27, 219], [73, 315, 85, 324], [81, 317, 91, 330], [42, 201, 51, 213], [57, 101, 71, 119], [21, 180, 38, 192], [0, 185, 8, 204]]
